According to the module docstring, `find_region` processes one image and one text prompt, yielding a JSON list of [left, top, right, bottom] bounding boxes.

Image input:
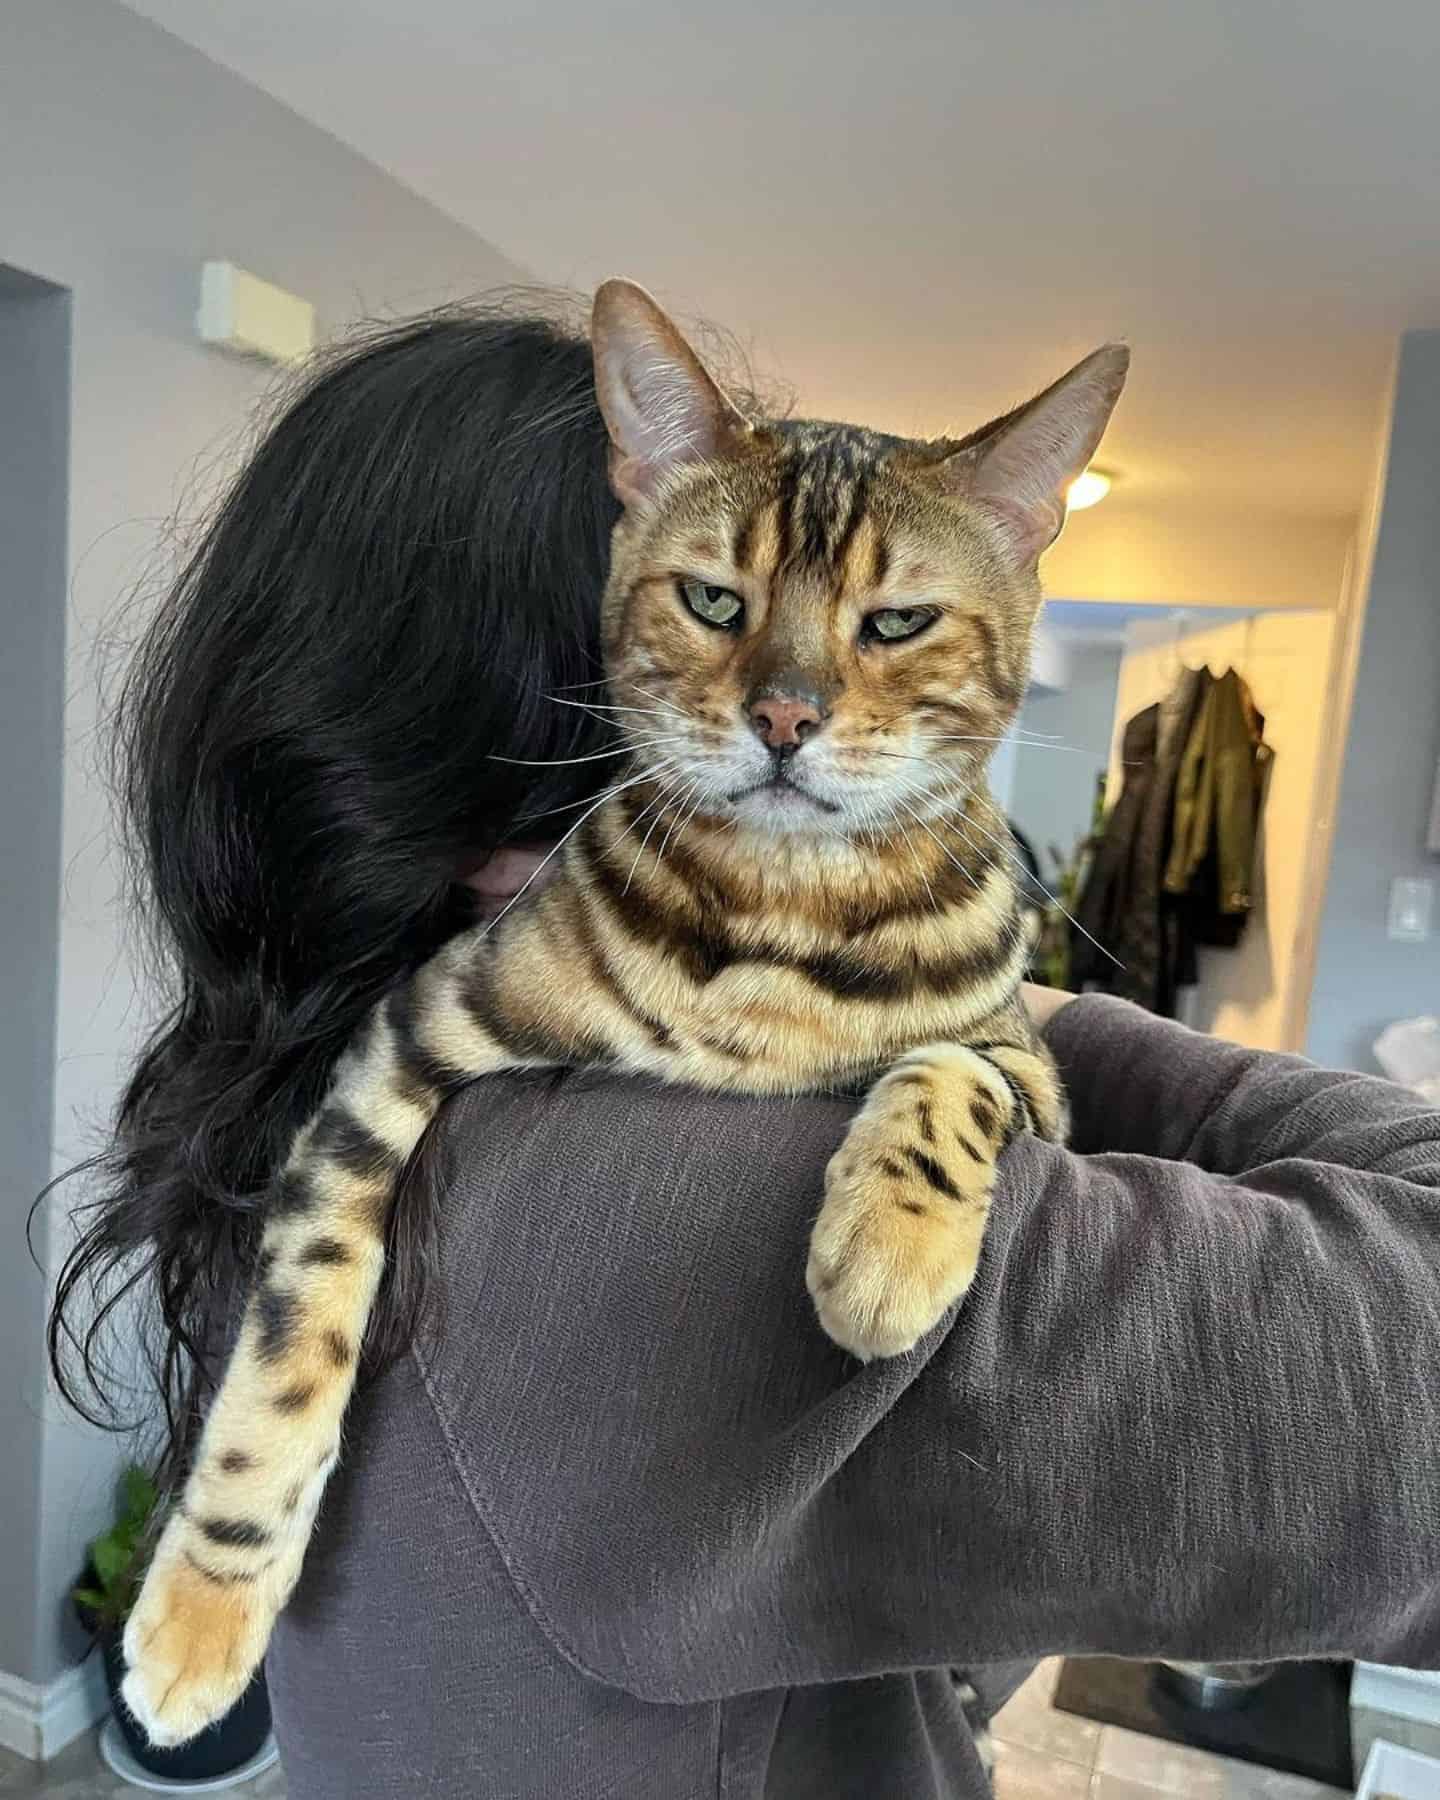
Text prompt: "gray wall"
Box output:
[[1009, 643, 1122, 876], [3, 0, 526, 1688], [0, 269, 71, 1687], [1307, 331, 1440, 1070]]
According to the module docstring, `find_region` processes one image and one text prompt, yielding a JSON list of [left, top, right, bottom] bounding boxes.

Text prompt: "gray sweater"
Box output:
[[268, 995, 1440, 1799]]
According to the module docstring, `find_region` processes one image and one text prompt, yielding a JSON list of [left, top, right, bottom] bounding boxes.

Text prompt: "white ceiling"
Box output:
[[125, 0, 1440, 521]]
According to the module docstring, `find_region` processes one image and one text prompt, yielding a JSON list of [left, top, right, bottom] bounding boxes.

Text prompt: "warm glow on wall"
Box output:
[[1065, 468, 1112, 511]]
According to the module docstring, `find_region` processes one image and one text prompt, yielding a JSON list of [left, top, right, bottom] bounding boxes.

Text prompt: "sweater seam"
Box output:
[[410, 1336, 642, 1699]]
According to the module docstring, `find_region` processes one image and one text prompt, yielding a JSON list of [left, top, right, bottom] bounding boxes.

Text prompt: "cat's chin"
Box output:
[[723, 778, 842, 838]]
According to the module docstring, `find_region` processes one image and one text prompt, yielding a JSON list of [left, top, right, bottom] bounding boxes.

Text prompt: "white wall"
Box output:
[[1008, 642, 1122, 875], [989, 626, 1071, 815], [1307, 332, 1440, 1071], [2, 0, 528, 1696], [1045, 495, 1353, 613], [1108, 610, 1337, 1051]]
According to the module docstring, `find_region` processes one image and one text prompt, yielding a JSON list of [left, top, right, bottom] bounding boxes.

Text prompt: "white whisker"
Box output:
[[876, 767, 1018, 929], [543, 694, 685, 726], [678, 783, 715, 846], [890, 795, 1021, 946], [654, 776, 707, 866], [491, 732, 686, 769], [867, 748, 952, 767], [477, 768, 663, 939], [925, 733, 1098, 758], [520, 758, 679, 824], [935, 795, 1122, 971], [895, 820, 937, 910], [620, 774, 691, 892], [626, 683, 688, 719]]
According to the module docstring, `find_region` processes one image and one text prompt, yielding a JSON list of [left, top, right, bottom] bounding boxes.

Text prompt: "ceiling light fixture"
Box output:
[[1065, 468, 1113, 511]]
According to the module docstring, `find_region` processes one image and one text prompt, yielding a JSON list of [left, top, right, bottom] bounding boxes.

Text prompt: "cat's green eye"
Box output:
[[679, 580, 744, 630], [863, 607, 936, 644]]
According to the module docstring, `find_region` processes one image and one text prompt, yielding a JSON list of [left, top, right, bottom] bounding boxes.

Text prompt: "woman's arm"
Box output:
[[1048, 993, 1440, 1181], [421, 1003, 1440, 1702]]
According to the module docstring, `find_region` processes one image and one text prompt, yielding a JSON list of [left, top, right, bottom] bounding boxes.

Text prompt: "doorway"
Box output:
[[999, 599, 1338, 1052]]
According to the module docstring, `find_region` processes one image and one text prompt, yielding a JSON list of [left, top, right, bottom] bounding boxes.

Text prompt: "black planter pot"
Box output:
[[99, 1629, 271, 1782]]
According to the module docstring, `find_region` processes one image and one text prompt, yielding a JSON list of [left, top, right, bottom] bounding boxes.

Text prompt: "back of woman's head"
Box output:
[[51, 299, 621, 1460]]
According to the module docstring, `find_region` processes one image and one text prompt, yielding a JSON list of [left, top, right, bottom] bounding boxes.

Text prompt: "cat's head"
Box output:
[[591, 280, 1126, 842]]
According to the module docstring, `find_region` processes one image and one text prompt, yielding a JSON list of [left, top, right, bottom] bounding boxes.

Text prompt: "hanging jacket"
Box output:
[[1163, 667, 1270, 947], [1070, 666, 1207, 1014], [1069, 705, 1157, 993]]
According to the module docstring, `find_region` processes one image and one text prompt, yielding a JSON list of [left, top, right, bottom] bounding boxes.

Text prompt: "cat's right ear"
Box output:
[[933, 343, 1130, 568], [591, 280, 749, 509]]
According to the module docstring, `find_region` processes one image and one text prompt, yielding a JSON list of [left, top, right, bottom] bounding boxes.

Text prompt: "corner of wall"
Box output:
[[1287, 341, 1402, 1055]]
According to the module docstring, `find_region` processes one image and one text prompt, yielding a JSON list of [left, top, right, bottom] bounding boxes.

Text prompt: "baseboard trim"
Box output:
[[0, 1658, 109, 1761], [1353, 1661, 1440, 1726]]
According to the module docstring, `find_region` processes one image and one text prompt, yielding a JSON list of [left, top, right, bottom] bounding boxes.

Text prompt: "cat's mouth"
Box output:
[[725, 773, 840, 816]]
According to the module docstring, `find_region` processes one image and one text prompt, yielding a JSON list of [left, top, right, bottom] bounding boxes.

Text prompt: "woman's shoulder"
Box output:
[[413, 1071, 862, 1693], [435, 1068, 856, 1268], [428, 1071, 856, 1356]]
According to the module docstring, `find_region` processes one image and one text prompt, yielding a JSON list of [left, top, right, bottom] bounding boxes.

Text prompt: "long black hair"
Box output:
[[47, 298, 625, 1482]]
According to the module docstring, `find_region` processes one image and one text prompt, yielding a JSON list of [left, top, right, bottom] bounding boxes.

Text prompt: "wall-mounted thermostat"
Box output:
[[197, 261, 315, 367]]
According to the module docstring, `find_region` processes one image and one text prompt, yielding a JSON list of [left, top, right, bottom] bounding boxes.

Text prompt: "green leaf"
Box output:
[[91, 1530, 132, 1593], [119, 1466, 157, 1530], [72, 1586, 107, 1613]]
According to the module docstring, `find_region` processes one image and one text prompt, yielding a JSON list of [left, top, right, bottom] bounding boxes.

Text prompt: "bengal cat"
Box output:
[[122, 280, 1128, 1744]]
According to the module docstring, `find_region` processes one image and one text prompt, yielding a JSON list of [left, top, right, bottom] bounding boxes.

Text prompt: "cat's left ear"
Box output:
[[934, 344, 1130, 567], [591, 279, 750, 509]]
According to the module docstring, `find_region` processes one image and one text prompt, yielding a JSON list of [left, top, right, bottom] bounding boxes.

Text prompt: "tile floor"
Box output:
[[0, 1733, 283, 1798], [0, 1662, 1354, 1796], [992, 1659, 1351, 1800]]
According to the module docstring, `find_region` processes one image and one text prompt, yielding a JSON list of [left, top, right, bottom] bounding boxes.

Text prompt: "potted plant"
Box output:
[[73, 1462, 273, 1784], [1033, 773, 1108, 993]]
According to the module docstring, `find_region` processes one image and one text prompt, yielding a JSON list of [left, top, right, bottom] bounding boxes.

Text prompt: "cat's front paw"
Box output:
[[806, 1052, 1004, 1360], [120, 1532, 274, 1748]]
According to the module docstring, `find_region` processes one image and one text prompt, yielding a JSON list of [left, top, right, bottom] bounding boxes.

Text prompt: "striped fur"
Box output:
[[122, 282, 1124, 1745]]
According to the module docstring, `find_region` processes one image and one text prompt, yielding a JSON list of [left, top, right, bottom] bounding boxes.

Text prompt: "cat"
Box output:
[[121, 278, 1127, 1745]]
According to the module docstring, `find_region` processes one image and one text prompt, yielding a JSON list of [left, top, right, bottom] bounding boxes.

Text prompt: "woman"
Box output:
[[52, 302, 1440, 1800]]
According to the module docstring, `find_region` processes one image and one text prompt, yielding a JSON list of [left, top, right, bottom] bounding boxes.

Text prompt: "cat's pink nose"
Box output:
[[749, 696, 823, 751]]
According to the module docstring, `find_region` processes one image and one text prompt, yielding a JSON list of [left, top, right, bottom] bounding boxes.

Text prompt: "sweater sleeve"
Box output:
[[1048, 993, 1440, 1182], [422, 1018, 1440, 1706]]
